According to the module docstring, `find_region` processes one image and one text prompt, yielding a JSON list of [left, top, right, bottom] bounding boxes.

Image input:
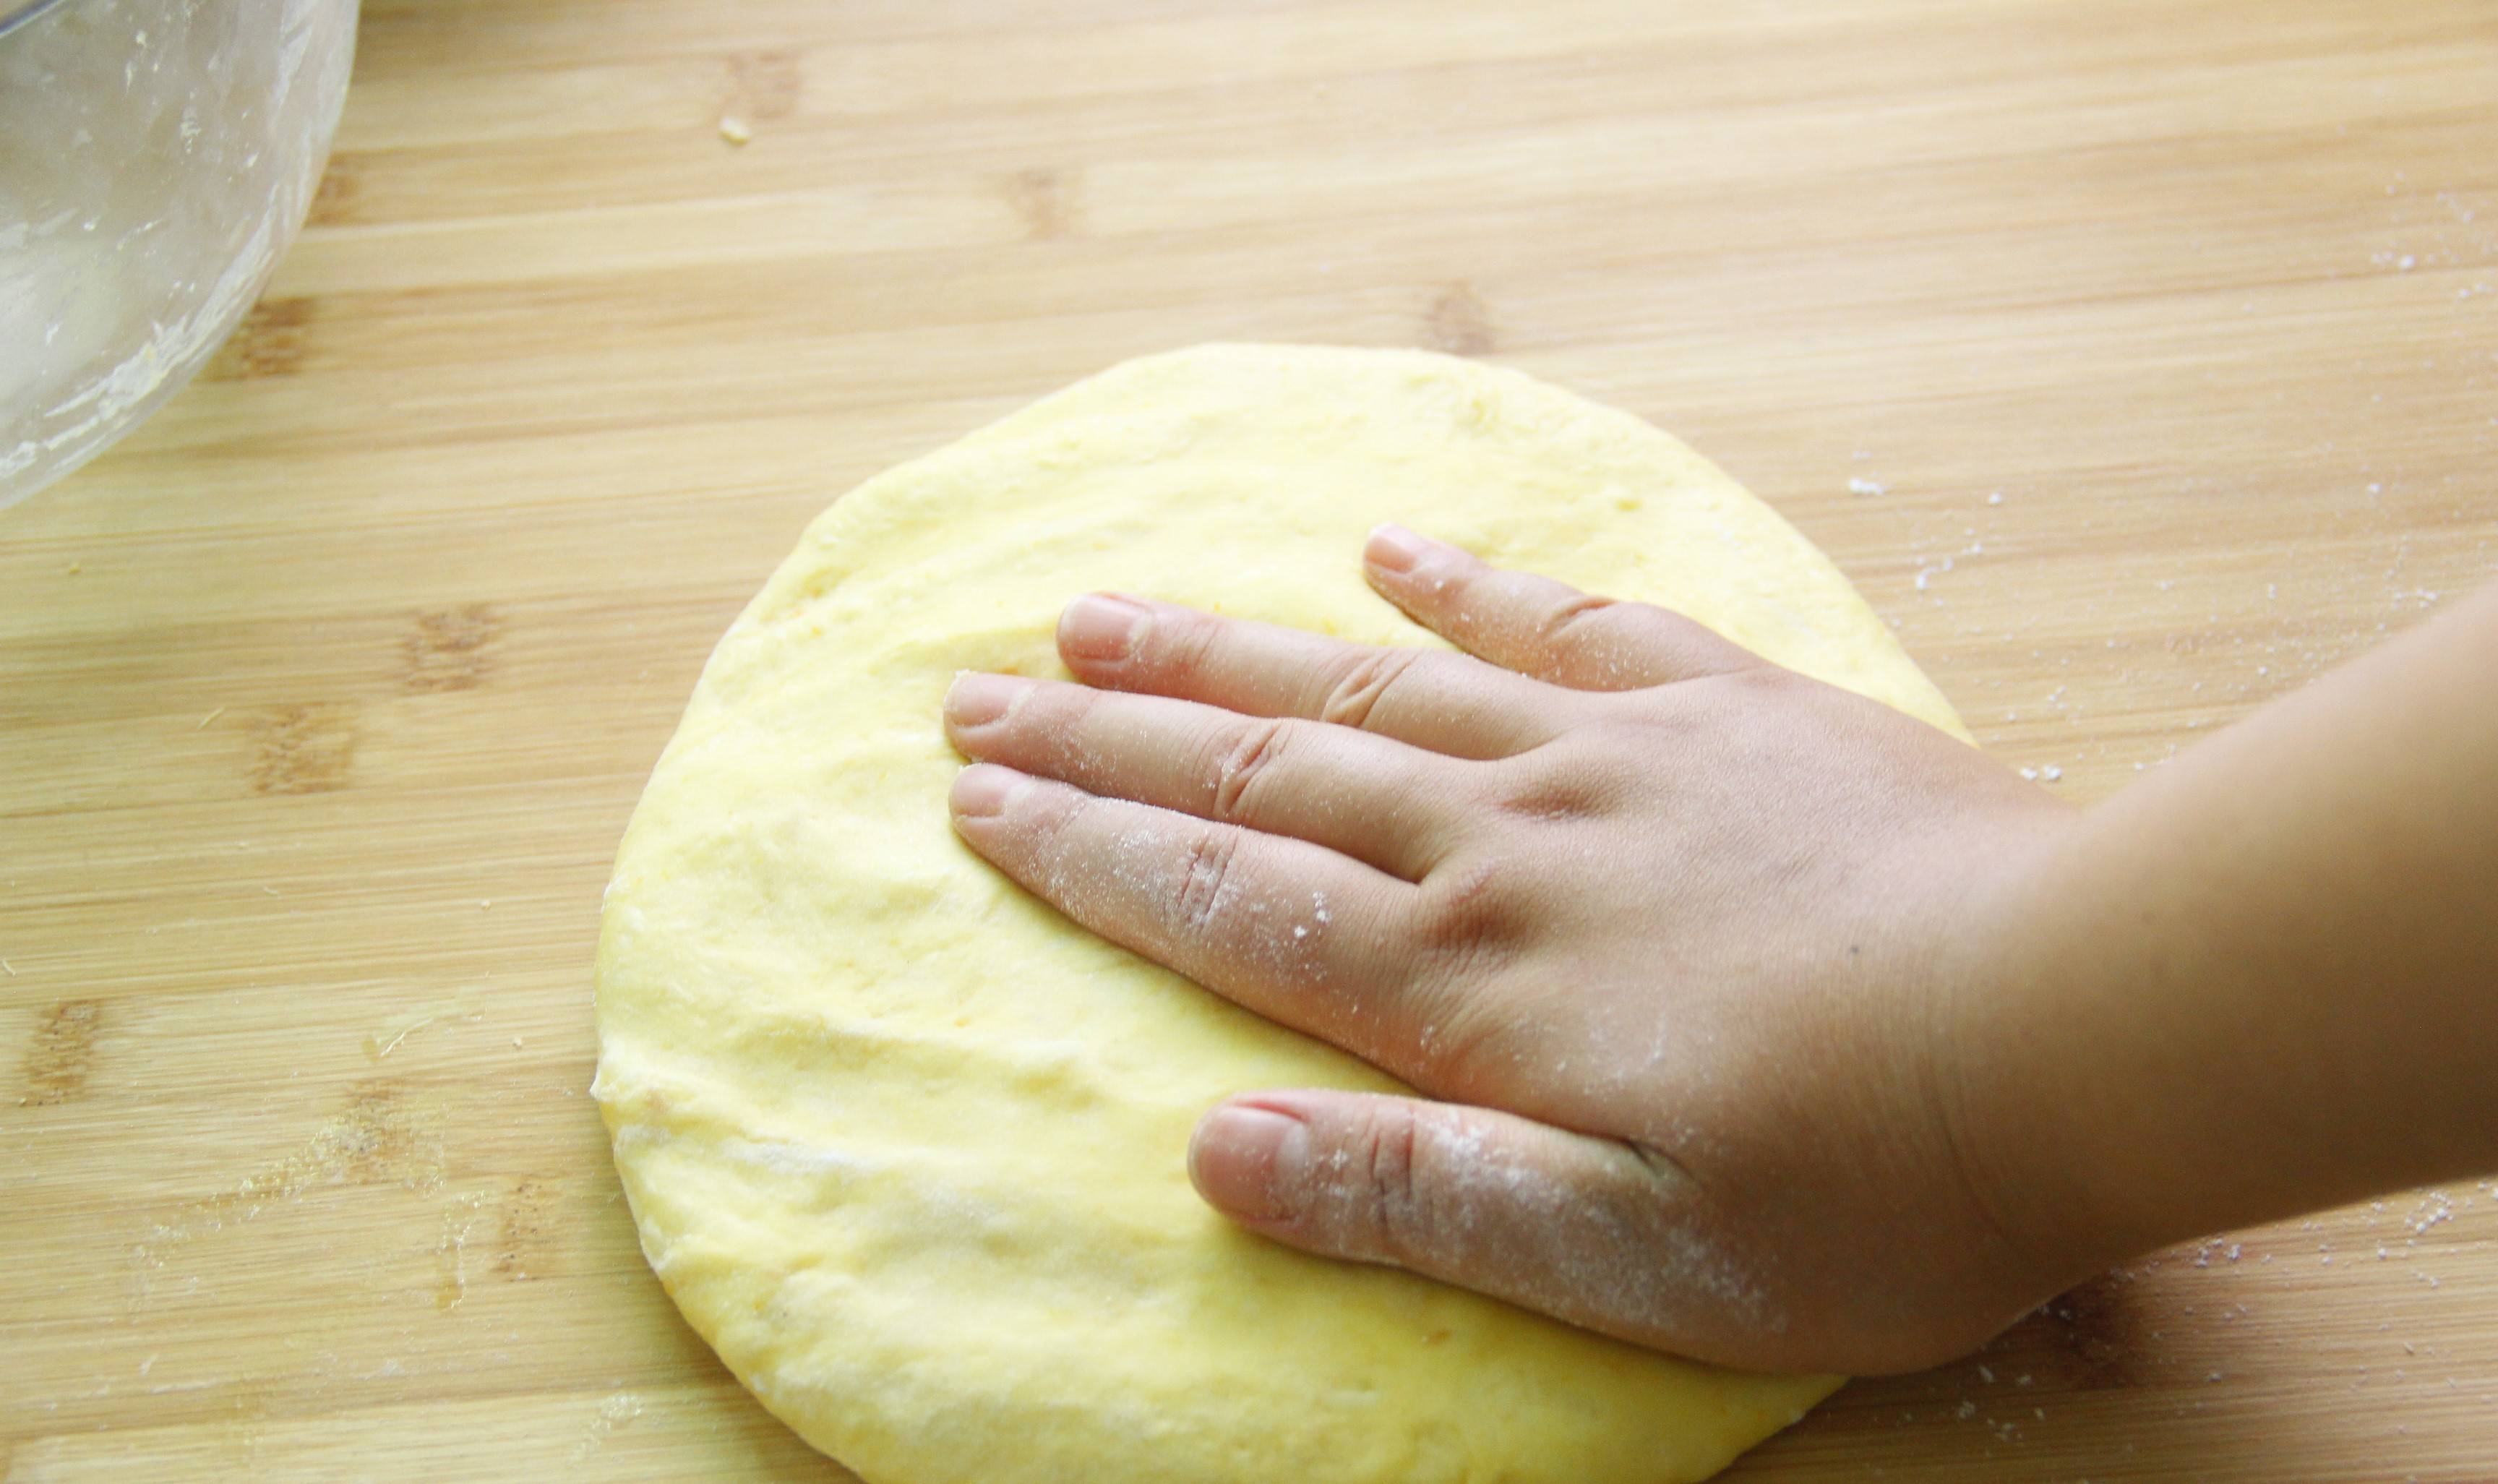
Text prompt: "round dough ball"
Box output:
[[594, 344, 1960, 1484]]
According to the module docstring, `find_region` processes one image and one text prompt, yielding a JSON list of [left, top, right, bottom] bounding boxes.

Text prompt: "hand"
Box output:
[[942, 524, 2082, 1374]]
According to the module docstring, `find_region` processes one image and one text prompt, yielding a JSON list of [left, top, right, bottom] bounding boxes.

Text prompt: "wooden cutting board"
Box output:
[[4, 1, 2494, 1478]]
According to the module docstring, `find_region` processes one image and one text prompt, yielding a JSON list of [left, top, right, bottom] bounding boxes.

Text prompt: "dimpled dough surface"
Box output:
[[593, 344, 1965, 1484]]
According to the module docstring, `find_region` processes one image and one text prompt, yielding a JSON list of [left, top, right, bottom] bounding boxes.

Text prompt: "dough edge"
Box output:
[[595, 343, 1965, 1484]]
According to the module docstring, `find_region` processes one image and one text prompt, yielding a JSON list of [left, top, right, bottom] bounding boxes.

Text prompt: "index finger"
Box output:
[[949, 762, 1450, 1076], [1055, 593, 1582, 760]]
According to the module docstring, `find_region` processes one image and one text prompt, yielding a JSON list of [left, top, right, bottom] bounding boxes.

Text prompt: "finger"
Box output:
[[945, 673, 1472, 880], [1187, 1089, 1770, 1356], [1362, 523, 1761, 691], [1055, 592, 1577, 760], [950, 763, 1439, 1065]]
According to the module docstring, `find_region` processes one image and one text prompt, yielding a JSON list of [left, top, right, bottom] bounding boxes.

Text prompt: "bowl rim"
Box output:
[[0, 0, 71, 42]]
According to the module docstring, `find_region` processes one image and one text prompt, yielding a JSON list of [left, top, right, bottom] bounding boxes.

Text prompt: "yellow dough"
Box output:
[[593, 344, 1962, 1484]]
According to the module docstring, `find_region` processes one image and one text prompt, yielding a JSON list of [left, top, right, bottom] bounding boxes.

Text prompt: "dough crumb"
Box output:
[[719, 116, 753, 145]]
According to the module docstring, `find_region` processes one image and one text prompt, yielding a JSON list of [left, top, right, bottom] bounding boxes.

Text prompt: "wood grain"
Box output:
[[4, 1, 2494, 1479]]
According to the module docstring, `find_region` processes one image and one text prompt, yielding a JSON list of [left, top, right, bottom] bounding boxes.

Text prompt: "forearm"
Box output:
[[1954, 581, 2498, 1278]]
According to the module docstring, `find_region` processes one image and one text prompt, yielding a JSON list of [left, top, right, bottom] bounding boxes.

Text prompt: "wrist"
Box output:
[[1915, 810, 2141, 1298]]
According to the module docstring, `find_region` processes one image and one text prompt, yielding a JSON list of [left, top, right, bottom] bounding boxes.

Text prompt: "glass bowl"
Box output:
[[0, 0, 358, 509]]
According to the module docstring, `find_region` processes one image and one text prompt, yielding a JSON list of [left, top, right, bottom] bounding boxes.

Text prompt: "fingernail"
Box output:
[[1190, 1102, 1310, 1223], [1365, 523, 1432, 575], [950, 762, 1026, 819], [1060, 593, 1150, 664], [945, 672, 1033, 728]]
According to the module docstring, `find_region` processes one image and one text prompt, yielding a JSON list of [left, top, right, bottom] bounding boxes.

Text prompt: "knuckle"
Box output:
[[1414, 857, 1529, 956], [1010, 779, 1078, 838], [1336, 1103, 1430, 1260], [1421, 562, 1484, 613], [1317, 648, 1421, 731], [1171, 826, 1245, 934], [1403, 859, 1530, 1003], [1669, 666, 1795, 722], [1536, 591, 1617, 645], [1206, 717, 1294, 824], [1136, 607, 1219, 683], [1488, 753, 1613, 823], [1022, 790, 1096, 888], [1725, 662, 1802, 699], [1041, 683, 1104, 749]]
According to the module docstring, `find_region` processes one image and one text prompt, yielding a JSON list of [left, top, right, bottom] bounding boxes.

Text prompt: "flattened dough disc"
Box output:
[[593, 344, 1962, 1484]]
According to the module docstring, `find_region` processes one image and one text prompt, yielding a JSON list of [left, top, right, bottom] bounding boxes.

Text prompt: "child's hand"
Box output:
[[943, 526, 2079, 1373]]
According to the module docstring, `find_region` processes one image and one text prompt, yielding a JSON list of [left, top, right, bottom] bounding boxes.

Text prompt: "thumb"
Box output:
[[1187, 1090, 1772, 1354]]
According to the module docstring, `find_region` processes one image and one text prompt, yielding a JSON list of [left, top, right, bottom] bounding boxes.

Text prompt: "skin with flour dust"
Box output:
[[940, 523, 2498, 1375]]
